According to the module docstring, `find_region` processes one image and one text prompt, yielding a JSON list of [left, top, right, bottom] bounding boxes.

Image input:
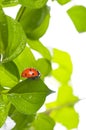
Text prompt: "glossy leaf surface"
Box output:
[[16, 6, 50, 39], [18, 0, 48, 8], [0, 0, 47, 8], [27, 39, 51, 60], [0, 0, 18, 7], [14, 46, 36, 77], [8, 79, 52, 114], [0, 95, 10, 127], [10, 109, 35, 130], [36, 58, 52, 78], [0, 61, 20, 88], [2, 16, 26, 63], [0, 8, 8, 54]]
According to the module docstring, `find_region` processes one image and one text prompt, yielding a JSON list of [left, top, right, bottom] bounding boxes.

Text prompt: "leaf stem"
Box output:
[[16, 6, 26, 21], [44, 100, 79, 115]]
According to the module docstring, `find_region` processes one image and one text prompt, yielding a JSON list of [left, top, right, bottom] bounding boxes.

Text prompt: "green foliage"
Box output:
[[8, 79, 52, 115], [46, 85, 79, 129], [0, 8, 8, 54], [29, 113, 55, 130], [27, 39, 51, 60], [11, 110, 35, 130], [0, 95, 10, 127], [57, 0, 71, 5], [0, 61, 20, 88], [0, 0, 48, 8], [0, 0, 18, 7], [0, 0, 82, 129], [0, 8, 26, 63], [14, 46, 51, 79], [52, 48, 72, 83], [3, 16, 26, 63], [67, 6, 86, 32], [51, 107, 79, 129], [36, 58, 52, 78], [16, 6, 50, 39], [14, 46, 36, 77], [18, 0, 48, 9]]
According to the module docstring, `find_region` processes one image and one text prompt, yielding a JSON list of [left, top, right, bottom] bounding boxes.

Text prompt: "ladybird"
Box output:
[[21, 68, 40, 79]]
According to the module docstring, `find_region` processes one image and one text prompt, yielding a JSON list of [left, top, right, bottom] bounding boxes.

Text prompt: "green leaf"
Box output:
[[9, 108, 35, 130], [52, 48, 72, 73], [0, 61, 20, 88], [67, 6, 86, 32], [46, 85, 79, 129], [8, 93, 46, 115], [14, 46, 36, 77], [56, 84, 79, 106], [27, 39, 51, 60], [16, 6, 50, 39], [2, 16, 26, 63], [0, 0, 48, 8], [52, 67, 71, 83], [18, 0, 48, 9], [57, 0, 70, 5], [51, 107, 79, 129], [36, 58, 52, 78], [0, 8, 8, 54], [46, 84, 79, 108], [8, 79, 52, 115], [0, 94, 10, 127], [29, 113, 55, 130], [0, 0, 18, 7], [52, 48, 72, 83]]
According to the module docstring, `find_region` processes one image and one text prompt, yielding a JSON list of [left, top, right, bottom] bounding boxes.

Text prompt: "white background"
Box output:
[[1, 0, 86, 129]]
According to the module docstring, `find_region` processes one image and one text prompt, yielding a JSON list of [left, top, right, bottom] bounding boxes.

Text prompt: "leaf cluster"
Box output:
[[0, 0, 84, 129]]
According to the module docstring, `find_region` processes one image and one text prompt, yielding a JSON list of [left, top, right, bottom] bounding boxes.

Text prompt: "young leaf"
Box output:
[[52, 48, 72, 83], [0, 61, 20, 88], [46, 84, 79, 129], [67, 6, 86, 32], [18, 0, 48, 9], [16, 6, 50, 39], [8, 79, 52, 115], [2, 16, 26, 63], [14, 46, 36, 77], [0, 94, 10, 127], [57, 0, 70, 5], [0, 8, 8, 54], [36, 58, 52, 78], [29, 113, 55, 130], [27, 39, 51, 60]]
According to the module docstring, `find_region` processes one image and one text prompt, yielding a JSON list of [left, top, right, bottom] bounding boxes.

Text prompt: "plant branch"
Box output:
[[44, 100, 79, 115]]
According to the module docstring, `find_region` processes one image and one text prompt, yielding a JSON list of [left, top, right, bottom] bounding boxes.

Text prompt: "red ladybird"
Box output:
[[21, 68, 40, 79]]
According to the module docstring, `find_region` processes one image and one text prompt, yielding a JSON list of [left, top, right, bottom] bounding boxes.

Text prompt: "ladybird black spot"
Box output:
[[32, 73, 34, 75], [25, 73, 27, 77], [29, 68, 32, 71]]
